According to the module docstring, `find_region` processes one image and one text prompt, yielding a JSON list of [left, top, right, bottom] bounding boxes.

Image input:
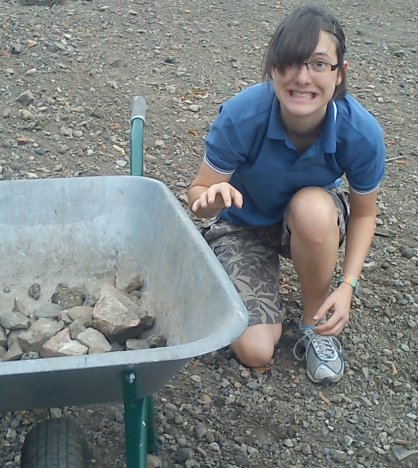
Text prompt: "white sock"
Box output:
[[299, 322, 315, 331]]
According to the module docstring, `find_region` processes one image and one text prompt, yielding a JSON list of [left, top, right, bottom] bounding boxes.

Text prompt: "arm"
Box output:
[[314, 188, 378, 335], [188, 161, 243, 219], [341, 188, 377, 280]]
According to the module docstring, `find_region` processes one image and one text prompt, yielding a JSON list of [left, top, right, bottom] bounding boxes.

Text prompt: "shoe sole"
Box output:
[[307, 369, 344, 385]]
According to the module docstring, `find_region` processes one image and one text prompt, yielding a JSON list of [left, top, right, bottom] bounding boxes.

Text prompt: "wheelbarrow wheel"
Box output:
[[21, 418, 90, 468]]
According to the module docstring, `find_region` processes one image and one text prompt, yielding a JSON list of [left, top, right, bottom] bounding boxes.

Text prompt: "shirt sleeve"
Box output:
[[343, 125, 386, 194], [204, 104, 249, 175]]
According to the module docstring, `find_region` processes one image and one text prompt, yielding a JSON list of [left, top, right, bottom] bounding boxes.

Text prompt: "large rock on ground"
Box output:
[[51, 283, 86, 309], [0, 310, 30, 330], [126, 338, 150, 351], [91, 283, 152, 340], [115, 270, 144, 293], [3, 341, 24, 361], [32, 303, 63, 319], [65, 306, 93, 326], [0, 326, 7, 347], [18, 318, 64, 353], [41, 329, 88, 358], [76, 328, 112, 354]]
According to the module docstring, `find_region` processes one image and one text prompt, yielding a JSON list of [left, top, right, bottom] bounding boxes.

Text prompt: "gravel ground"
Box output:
[[1, 0, 417, 467]]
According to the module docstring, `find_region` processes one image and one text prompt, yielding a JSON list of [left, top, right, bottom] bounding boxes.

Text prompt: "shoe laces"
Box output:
[[293, 328, 342, 362]]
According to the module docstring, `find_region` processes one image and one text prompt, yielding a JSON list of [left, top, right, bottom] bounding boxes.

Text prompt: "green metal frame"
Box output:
[[124, 100, 157, 467], [123, 371, 157, 468], [130, 113, 145, 177]]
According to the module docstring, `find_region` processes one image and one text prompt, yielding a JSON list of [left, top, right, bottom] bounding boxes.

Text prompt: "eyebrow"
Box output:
[[311, 51, 332, 58]]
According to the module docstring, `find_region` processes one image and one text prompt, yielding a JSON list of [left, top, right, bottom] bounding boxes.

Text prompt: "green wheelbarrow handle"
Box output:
[[130, 96, 146, 176], [126, 96, 158, 468]]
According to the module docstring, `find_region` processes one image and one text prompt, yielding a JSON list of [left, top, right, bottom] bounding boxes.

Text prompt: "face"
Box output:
[[272, 30, 345, 129]]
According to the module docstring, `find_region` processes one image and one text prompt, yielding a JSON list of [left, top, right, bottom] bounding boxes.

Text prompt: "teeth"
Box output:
[[292, 91, 313, 98]]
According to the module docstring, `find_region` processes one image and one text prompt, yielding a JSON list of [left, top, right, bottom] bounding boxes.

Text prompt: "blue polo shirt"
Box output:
[[204, 81, 385, 226]]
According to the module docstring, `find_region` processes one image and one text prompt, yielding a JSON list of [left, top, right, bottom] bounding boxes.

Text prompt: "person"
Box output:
[[187, 4, 385, 385]]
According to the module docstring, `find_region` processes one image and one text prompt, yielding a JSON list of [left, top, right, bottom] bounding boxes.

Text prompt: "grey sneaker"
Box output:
[[293, 327, 344, 384]]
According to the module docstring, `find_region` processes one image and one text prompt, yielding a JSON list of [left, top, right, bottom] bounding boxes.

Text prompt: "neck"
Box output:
[[281, 107, 328, 154], [281, 106, 327, 140]]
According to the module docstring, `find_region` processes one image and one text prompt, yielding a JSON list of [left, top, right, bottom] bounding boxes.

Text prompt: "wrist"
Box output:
[[337, 276, 359, 294]]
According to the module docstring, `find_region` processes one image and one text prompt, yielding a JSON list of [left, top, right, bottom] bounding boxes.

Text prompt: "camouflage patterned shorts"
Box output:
[[201, 187, 349, 326]]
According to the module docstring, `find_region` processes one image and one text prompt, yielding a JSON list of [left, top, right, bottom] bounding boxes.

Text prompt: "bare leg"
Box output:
[[231, 323, 282, 368], [286, 187, 340, 326]]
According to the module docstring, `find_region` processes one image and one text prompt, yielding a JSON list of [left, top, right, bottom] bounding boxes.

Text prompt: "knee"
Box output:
[[231, 325, 282, 368], [233, 341, 275, 368], [287, 188, 338, 241]]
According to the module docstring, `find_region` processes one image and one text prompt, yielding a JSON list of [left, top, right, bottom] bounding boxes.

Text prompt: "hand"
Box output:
[[312, 283, 353, 336], [191, 182, 243, 214]]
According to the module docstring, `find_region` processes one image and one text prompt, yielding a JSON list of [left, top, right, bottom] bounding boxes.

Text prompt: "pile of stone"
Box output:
[[0, 271, 167, 362]]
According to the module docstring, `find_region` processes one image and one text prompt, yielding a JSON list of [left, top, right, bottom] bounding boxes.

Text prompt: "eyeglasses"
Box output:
[[287, 60, 339, 74]]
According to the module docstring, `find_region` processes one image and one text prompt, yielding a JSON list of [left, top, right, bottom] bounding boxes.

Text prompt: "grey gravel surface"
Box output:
[[1, 0, 417, 467]]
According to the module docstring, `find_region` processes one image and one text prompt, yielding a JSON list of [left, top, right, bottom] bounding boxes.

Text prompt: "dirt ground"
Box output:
[[0, 0, 417, 467]]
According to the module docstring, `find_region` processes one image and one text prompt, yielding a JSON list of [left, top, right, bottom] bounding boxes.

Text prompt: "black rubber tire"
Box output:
[[21, 418, 90, 468]]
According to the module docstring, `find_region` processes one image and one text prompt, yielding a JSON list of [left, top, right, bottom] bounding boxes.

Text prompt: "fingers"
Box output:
[[315, 316, 347, 336], [191, 198, 203, 213], [312, 295, 334, 323], [312, 289, 351, 336], [314, 304, 349, 336], [191, 183, 243, 213], [211, 183, 231, 207], [232, 189, 243, 209]]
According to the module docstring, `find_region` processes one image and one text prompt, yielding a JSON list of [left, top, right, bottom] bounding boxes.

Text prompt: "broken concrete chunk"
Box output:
[[22, 351, 40, 360], [76, 328, 112, 354], [28, 283, 41, 300], [115, 270, 145, 294], [83, 295, 97, 308], [59, 310, 72, 325], [111, 342, 125, 352], [0, 273, 159, 361], [125, 273, 144, 293], [32, 302, 63, 319], [91, 283, 142, 337], [7, 330, 22, 347], [129, 290, 142, 302], [137, 305, 155, 330], [13, 298, 30, 317], [41, 329, 88, 358], [126, 338, 150, 351], [65, 306, 93, 326], [148, 334, 167, 348], [0, 326, 7, 347], [391, 446, 418, 462], [0, 310, 30, 330], [18, 318, 65, 353], [51, 283, 86, 308], [68, 320, 86, 339], [3, 341, 24, 361], [16, 89, 35, 106]]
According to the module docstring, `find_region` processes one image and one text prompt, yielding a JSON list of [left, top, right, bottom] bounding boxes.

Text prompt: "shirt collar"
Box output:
[[267, 96, 338, 154], [320, 101, 337, 153], [267, 96, 287, 140]]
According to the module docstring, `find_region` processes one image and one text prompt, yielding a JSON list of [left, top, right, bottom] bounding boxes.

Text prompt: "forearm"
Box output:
[[342, 214, 376, 279]]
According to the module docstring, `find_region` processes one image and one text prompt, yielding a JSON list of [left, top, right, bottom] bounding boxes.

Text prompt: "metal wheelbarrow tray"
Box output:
[[0, 175, 248, 465]]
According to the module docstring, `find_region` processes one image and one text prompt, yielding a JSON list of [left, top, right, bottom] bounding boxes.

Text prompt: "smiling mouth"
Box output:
[[289, 90, 317, 99]]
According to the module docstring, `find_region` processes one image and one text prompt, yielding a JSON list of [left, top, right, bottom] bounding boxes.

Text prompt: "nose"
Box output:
[[294, 64, 312, 84]]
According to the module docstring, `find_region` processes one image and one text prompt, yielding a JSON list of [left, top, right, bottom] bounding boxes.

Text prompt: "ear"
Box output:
[[337, 60, 349, 85]]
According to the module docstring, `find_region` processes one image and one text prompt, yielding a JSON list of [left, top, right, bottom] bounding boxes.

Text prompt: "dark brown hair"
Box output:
[[263, 5, 347, 99]]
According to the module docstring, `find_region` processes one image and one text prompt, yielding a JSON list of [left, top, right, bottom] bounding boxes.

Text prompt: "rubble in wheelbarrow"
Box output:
[[0, 271, 168, 362]]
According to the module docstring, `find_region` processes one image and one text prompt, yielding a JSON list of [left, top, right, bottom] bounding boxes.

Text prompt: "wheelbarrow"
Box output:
[[0, 97, 248, 467]]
